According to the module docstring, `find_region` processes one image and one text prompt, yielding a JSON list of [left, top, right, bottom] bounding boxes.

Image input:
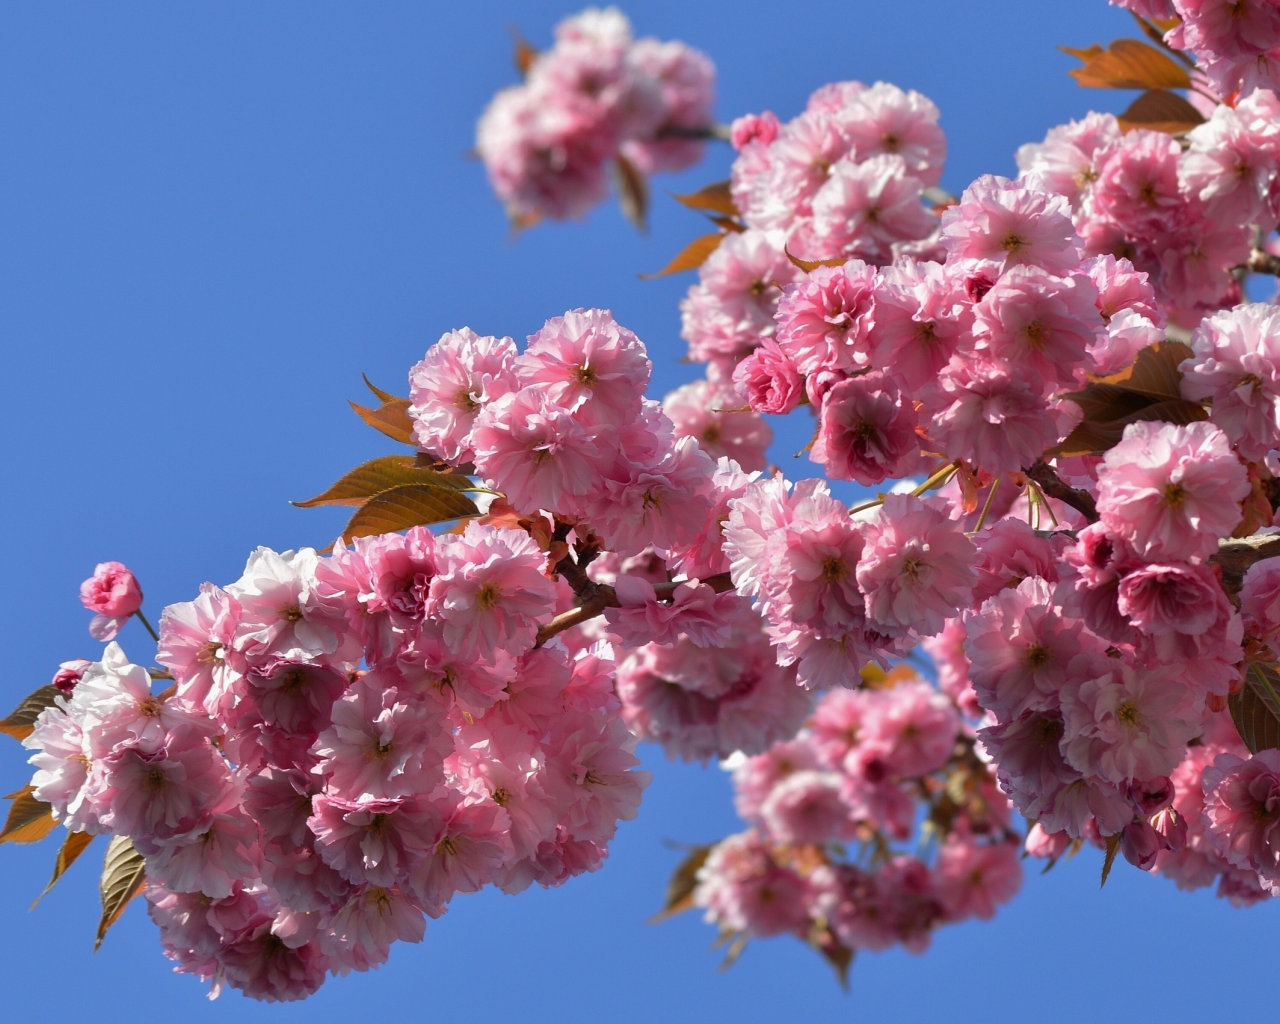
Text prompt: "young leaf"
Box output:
[[96, 836, 146, 951], [510, 30, 538, 77], [350, 398, 416, 446], [1228, 663, 1280, 755], [1062, 38, 1191, 90], [672, 180, 738, 216], [614, 154, 649, 232], [1093, 341, 1192, 400], [0, 787, 56, 845], [0, 685, 63, 742], [784, 247, 849, 272], [1100, 831, 1122, 888], [640, 234, 724, 279], [651, 844, 712, 921], [340, 483, 480, 542], [33, 830, 95, 907], [362, 374, 404, 405], [293, 456, 479, 508], [1118, 89, 1205, 134]]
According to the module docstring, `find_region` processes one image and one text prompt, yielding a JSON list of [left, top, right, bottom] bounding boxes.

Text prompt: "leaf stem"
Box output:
[[134, 609, 160, 644]]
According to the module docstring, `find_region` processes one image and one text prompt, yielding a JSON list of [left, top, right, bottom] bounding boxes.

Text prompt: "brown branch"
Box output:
[[655, 122, 732, 142], [535, 571, 734, 647], [1247, 248, 1280, 277], [1026, 460, 1099, 523], [1213, 534, 1280, 598]]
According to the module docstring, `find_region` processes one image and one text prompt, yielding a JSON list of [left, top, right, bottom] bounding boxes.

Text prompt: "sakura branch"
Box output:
[[13, 0, 1280, 1004]]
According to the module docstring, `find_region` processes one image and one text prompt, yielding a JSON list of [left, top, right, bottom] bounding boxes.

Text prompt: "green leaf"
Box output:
[[96, 836, 146, 952], [350, 398, 416, 446], [1228, 663, 1280, 754], [293, 456, 480, 508], [640, 234, 724, 279], [0, 685, 62, 742], [672, 180, 738, 217], [339, 483, 480, 542], [33, 830, 95, 908], [0, 786, 56, 845]]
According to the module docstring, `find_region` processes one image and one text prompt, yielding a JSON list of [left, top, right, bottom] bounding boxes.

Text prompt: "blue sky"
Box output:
[[0, 1, 1273, 1019]]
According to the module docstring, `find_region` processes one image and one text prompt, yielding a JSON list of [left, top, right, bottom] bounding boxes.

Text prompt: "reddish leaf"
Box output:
[[652, 845, 712, 921], [1093, 341, 1192, 399], [340, 484, 480, 542], [0, 685, 62, 742], [0, 786, 56, 845], [1229, 663, 1280, 754], [613, 154, 649, 232], [784, 247, 848, 272], [33, 830, 95, 907], [350, 398, 415, 446], [511, 32, 538, 77], [640, 234, 724, 279], [96, 836, 146, 951], [672, 180, 738, 216], [1118, 89, 1205, 134], [1062, 38, 1191, 90], [293, 456, 478, 508], [1100, 832, 1122, 888], [361, 374, 404, 404]]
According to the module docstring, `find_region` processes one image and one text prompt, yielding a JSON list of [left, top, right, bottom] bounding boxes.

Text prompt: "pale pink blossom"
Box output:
[[1181, 303, 1280, 462], [309, 795, 442, 887], [856, 494, 977, 638], [23, 702, 102, 833], [809, 155, 934, 263], [158, 583, 243, 716], [408, 328, 518, 463], [98, 726, 229, 841], [604, 576, 737, 648], [321, 885, 425, 973], [1096, 420, 1249, 562], [145, 797, 263, 899], [693, 830, 810, 937], [1016, 112, 1122, 209], [775, 260, 878, 376], [759, 770, 857, 844], [940, 175, 1081, 275], [663, 377, 772, 472], [1241, 556, 1280, 645], [1116, 561, 1229, 637], [427, 522, 557, 660], [862, 681, 960, 777], [69, 642, 189, 757], [932, 839, 1022, 921], [405, 795, 511, 909], [868, 259, 969, 391], [843, 82, 946, 185], [313, 672, 448, 801]]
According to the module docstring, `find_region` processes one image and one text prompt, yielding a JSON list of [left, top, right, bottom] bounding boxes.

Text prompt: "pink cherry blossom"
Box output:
[[80, 561, 143, 640], [932, 839, 1022, 921], [775, 260, 879, 376], [810, 373, 921, 485], [662, 377, 772, 471], [940, 175, 1081, 275], [1095, 420, 1249, 562], [408, 328, 517, 464]]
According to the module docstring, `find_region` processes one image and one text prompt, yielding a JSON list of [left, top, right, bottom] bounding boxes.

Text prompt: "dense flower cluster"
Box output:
[[1112, 0, 1280, 98], [682, 78, 945, 377], [1017, 90, 1280, 321], [693, 672, 1023, 959], [476, 8, 715, 224], [25, 531, 650, 1001]]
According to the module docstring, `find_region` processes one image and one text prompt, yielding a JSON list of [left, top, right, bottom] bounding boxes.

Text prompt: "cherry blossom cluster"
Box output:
[[24, 532, 650, 1001], [693, 672, 1023, 960], [1112, 0, 1280, 98], [476, 8, 715, 224], [682, 78, 945, 376], [1017, 89, 1280, 321]]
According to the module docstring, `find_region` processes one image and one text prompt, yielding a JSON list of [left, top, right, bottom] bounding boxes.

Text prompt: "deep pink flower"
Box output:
[[811, 373, 920, 485], [1116, 561, 1228, 636], [732, 338, 805, 415], [309, 795, 443, 887], [774, 261, 879, 376], [99, 726, 229, 841], [868, 259, 969, 391], [80, 561, 143, 641], [759, 770, 857, 844], [693, 830, 810, 937], [1241, 556, 1280, 645], [1202, 750, 1280, 889]]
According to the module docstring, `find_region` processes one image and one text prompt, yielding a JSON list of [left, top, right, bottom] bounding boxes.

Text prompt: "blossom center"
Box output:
[[196, 641, 223, 665], [881, 132, 900, 152], [1024, 320, 1048, 348], [281, 604, 304, 623], [492, 786, 511, 806], [1024, 644, 1051, 669], [822, 557, 848, 583], [1001, 233, 1026, 253], [455, 389, 480, 413], [1116, 700, 1140, 727], [574, 363, 599, 387], [476, 580, 502, 611], [145, 768, 168, 793], [1163, 482, 1188, 508]]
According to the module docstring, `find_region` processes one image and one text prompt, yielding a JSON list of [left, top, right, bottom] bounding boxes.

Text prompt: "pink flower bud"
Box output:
[[1121, 819, 1162, 870], [730, 111, 779, 150], [1024, 823, 1070, 861], [1128, 776, 1175, 817], [50, 658, 92, 696], [80, 561, 143, 619]]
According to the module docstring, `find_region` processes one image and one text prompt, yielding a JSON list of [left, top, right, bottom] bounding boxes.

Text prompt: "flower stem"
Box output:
[[135, 609, 160, 643]]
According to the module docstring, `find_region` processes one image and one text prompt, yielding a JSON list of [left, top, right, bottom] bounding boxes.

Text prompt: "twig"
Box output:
[[1025, 460, 1098, 524], [655, 123, 733, 142], [1247, 248, 1280, 277], [535, 571, 734, 647]]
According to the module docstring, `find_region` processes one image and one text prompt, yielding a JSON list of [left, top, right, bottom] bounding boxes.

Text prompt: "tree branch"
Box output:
[[535, 571, 734, 647], [1026, 460, 1099, 523], [655, 123, 732, 142], [1247, 248, 1280, 277]]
